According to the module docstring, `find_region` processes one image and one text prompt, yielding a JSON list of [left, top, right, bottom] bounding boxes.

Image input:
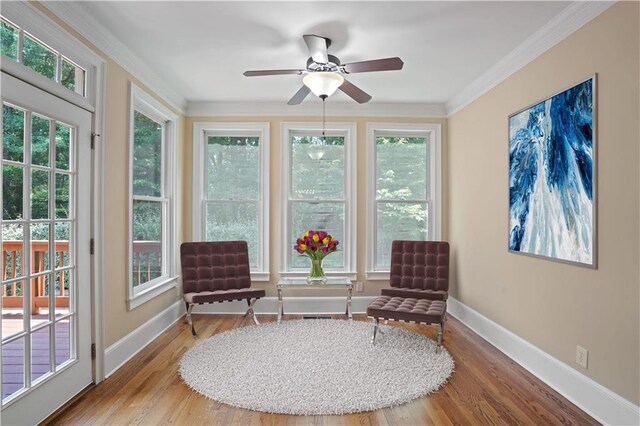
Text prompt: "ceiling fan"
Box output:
[[243, 34, 404, 105]]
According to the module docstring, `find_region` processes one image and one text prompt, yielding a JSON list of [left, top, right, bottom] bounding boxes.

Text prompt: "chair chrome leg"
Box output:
[[372, 317, 380, 344], [246, 298, 260, 325], [186, 303, 196, 336], [436, 322, 444, 353]]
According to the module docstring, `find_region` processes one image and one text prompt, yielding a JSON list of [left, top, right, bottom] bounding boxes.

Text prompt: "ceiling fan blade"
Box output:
[[303, 34, 329, 64], [243, 69, 303, 77], [339, 79, 372, 104], [342, 57, 404, 74], [287, 85, 311, 105]]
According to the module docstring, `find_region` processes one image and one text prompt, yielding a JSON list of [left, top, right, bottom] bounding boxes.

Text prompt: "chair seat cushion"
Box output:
[[367, 296, 446, 324], [184, 288, 265, 304], [381, 287, 448, 301]]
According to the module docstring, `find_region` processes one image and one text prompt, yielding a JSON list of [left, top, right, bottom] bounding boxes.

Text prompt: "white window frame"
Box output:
[[280, 122, 357, 279], [191, 122, 270, 281], [366, 123, 442, 280], [127, 82, 178, 309]]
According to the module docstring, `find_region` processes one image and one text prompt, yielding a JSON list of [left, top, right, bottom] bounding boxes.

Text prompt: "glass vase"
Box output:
[[307, 257, 327, 284]]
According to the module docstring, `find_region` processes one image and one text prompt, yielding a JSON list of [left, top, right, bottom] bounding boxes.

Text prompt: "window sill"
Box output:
[[365, 271, 391, 281], [128, 276, 179, 310], [278, 271, 357, 281], [251, 272, 270, 282]]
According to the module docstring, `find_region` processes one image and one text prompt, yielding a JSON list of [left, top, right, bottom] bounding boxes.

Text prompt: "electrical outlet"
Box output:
[[356, 281, 364, 292], [576, 345, 588, 368]]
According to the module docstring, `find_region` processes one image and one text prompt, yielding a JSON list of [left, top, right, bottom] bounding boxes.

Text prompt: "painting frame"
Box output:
[[508, 74, 597, 268]]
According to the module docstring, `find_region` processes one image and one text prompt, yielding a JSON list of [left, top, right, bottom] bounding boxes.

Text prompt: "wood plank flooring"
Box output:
[[47, 314, 598, 425]]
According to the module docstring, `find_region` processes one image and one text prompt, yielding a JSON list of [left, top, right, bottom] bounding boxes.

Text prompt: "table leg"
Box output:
[[277, 287, 283, 323], [347, 286, 353, 321]]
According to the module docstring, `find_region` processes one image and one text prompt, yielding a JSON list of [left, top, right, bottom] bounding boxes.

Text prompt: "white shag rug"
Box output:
[[179, 319, 454, 415]]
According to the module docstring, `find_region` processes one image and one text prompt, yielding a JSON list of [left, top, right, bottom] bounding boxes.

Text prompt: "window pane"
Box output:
[[60, 59, 85, 96], [31, 223, 50, 273], [132, 111, 162, 197], [2, 337, 25, 400], [207, 136, 259, 200], [55, 122, 71, 170], [3, 164, 23, 220], [291, 202, 344, 269], [2, 223, 24, 280], [55, 173, 70, 218], [3, 104, 25, 163], [31, 169, 49, 219], [291, 136, 344, 200], [23, 34, 56, 81], [31, 325, 52, 382], [55, 318, 71, 367], [31, 114, 51, 167], [376, 136, 427, 200], [0, 20, 18, 60], [376, 202, 428, 269], [132, 200, 163, 287], [206, 202, 258, 268]]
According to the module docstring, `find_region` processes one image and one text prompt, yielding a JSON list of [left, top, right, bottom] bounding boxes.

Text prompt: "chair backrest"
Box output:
[[180, 241, 251, 294], [389, 240, 449, 292]]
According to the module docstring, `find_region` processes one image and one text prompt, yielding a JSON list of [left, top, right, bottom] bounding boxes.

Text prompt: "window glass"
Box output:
[[23, 34, 56, 81], [132, 199, 163, 287], [207, 136, 259, 200], [60, 58, 85, 96], [0, 19, 18, 59], [291, 136, 344, 199], [3, 104, 24, 163], [132, 111, 162, 197], [206, 202, 259, 268]]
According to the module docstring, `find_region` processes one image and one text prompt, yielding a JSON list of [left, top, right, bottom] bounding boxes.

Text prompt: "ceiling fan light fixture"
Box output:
[[303, 72, 344, 98]]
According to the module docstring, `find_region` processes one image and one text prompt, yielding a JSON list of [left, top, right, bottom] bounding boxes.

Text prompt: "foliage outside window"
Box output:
[[193, 123, 269, 280], [0, 16, 85, 96], [367, 124, 441, 275], [128, 84, 177, 308], [281, 123, 356, 276]]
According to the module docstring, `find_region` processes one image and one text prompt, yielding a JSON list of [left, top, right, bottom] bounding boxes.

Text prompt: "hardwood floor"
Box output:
[[48, 314, 598, 425]]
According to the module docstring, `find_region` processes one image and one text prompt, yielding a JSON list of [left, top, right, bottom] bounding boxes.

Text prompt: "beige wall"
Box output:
[[31, 2, 185, 348], [184, 116, 447, 297], [448, 2, 639, 404]]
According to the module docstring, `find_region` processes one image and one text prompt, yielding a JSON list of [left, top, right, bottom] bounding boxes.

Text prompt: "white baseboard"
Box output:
[[447, 297, 640, 425], [104, 300, 185, 377], [192, 296, 376, 315]]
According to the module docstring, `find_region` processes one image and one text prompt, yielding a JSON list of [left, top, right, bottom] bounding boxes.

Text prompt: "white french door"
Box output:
[[1, 71, 92, 424]]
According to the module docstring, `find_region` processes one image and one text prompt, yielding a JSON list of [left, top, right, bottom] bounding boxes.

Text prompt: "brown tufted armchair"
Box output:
[[366, 240, 450, 352], [180, 241, 265, 335]]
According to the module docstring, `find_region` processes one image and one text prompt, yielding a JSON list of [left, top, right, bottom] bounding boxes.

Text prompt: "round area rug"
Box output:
[[179, 319, 454, 415]]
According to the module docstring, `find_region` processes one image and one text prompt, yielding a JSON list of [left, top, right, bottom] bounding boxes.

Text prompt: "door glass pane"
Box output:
[[132, 111, 162, 197], [22, 34, 56, 81], [205, 202, 258, 268], [291, 135, 344, 200], [54, 271, 71, 319], [31, 325, 51, 382], [2, 280, 24, 340], [55, 122, 71, 170], [3, 164, 23, 220], [1, 337, 25, 400], [132, 200, 163, 286], [55, 173, 70, 218], [30, 274, 51, 329], [291, 202, 344, 269], [207, 136, 259, 200], [2, 223, 24, 279], [376, 202, 428, 269], [0, 20, 18, 60], [31, 114, 50, 167], [31, 223, 50, 273], [376, 136, 427, 200], [31, 169, 49, 219], [54, 222, 70, 268], [3, 104, 24, 162], [55, 318, 71, 367]]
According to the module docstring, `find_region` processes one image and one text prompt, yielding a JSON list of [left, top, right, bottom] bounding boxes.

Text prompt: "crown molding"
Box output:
[[446, 1, 615, 116], [186, 101, 447, 118], [41, 1, 187, 114]]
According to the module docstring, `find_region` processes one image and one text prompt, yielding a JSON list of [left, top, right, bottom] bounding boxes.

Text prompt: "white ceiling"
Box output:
[[69, 1, 572, 106]]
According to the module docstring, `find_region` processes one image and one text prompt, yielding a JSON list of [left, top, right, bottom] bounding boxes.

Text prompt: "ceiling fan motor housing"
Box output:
[[306, 55, 342, 72]]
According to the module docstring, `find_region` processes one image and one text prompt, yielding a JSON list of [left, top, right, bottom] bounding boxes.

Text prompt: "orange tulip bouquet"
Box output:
[[294, 230, 339, 283]]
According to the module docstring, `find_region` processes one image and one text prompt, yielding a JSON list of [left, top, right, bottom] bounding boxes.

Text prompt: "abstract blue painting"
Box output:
[[509, 76, 595, 266]]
